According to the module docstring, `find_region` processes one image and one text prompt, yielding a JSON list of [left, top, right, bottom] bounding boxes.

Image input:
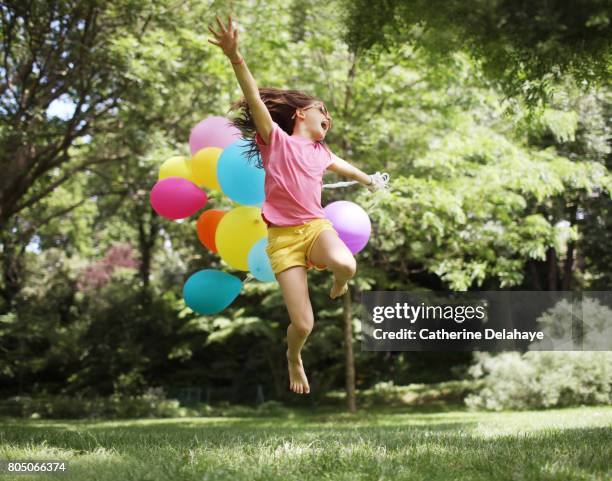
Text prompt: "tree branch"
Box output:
[[18, 190, 130, 244], [13, 153, 130, 215]]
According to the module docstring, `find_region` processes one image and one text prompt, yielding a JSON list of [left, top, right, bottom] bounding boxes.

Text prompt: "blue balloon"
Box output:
[[217, 139, 265, 206], [183, 269, 242, 314], [247, 238, 276, 282]]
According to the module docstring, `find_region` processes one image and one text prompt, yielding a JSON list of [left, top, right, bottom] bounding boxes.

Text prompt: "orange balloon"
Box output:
[[196, 209, 225, 253]]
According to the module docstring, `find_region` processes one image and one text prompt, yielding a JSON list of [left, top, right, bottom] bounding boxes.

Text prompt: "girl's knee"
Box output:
[[291, 321, 313, 337], [334, 257, 357, 278]]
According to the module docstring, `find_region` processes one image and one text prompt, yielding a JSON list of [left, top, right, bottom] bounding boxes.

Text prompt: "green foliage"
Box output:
[[255, 400, 290, 416], [325, 379, 480, 407], [466, 297, 612, 410], [0, 388, 190, 419], [343, 0, 612, 105], [1, 0, 611, 403], [0, 393, 295, 420], [357, 76, 611, 290], [466, 351, 612, 410], [534, 296, 612, 350]]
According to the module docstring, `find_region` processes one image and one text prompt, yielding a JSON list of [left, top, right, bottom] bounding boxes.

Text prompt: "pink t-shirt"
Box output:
[[256, 122, 334, 226]]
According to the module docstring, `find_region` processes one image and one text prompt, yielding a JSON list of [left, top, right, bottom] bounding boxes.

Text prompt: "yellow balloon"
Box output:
[[216, 206, 267, 271], [158, 155, 194, 181], [189, 147, 222, 190]]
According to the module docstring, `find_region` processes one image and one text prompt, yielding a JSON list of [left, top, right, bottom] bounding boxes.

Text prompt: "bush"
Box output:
[[187, 400, 291, 418], [0, 392, 297, 420], [255, 400, 290, 416], [0, 387, 193, 419], [322, 379, 480, 407], [465, 351, 612, 411]]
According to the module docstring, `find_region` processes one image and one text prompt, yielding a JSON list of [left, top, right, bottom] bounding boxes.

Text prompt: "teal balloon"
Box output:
[[217, 139, 265, 206], [247, 238, 276, 282], [183, 269, 242, 314]]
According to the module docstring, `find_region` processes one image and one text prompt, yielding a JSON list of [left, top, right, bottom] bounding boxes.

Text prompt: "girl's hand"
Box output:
[[367, 172, 390, 192], [208, 15, 240, 60]]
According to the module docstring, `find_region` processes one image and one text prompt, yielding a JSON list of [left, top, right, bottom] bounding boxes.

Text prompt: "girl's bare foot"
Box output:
[[286, 350, 310, 394], [330, 280, 348, 299]]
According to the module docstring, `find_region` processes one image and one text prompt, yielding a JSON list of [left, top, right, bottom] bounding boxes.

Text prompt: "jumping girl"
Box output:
[[208, 16, 388, 395]]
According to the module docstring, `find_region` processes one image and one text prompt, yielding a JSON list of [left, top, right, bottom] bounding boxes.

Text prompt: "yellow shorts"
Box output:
[[266, 218, 337, 274]]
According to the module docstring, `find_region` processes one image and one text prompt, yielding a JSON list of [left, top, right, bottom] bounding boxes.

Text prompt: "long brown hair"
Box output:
[[229, 87, 326, 169]]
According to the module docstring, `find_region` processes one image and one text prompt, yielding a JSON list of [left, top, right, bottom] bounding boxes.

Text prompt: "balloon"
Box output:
[[189, 116, 241, 154], [324, 201, 371, 254], [215, 206, 267, 271], [158, 155, 194, 182], [196, 209, 225, 253], [247, 238, 275, 282], [150, 177, 207, 220], [217, 139, 265, 206], [183, 269, 242, 314], [190, 147, 223, 190]]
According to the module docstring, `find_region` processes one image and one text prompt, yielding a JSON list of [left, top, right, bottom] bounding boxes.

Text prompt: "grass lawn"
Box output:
[[0, 405, 610, 481]]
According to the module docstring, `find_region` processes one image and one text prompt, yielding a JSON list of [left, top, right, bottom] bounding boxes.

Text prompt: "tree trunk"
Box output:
[[265, 348, 286, 400], [562, 204, 577, 291], [343, 289, 356, 413], [337, 51, 359, 413], [0, 234, 24, 314], [136, 206, 159, 298], [562, 241, 574, 291], [528, 259, 543, 290], [546, 247, 559, 290]]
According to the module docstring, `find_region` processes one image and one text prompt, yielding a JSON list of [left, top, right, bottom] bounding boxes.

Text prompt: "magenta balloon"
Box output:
[[324, 201, 371, 254], [150, 177, 207, 220], [189, 116, 241, 154]]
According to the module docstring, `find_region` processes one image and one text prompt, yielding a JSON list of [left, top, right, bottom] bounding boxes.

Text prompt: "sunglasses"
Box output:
[[300, 103, 332, 129], [304, 103, 328, 114]]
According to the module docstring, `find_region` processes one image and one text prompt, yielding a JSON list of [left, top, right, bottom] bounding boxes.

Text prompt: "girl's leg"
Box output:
[[309, 230, 357, 299], [276, 266, 313, 394]]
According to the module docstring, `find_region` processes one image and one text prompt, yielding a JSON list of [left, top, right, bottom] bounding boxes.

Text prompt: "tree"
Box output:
[[0, 0, 231, 309], [2, 0, 610, 404], [343, 0, 611, 105]]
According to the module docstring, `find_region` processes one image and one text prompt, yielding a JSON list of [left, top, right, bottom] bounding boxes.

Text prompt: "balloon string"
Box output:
[[323, 180, 358, 189], [323, 172, 390, 190], [243, 273, 254, 284]]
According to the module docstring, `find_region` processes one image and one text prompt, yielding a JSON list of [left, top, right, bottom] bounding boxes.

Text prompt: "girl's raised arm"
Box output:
[[208, 15, 273, 144]]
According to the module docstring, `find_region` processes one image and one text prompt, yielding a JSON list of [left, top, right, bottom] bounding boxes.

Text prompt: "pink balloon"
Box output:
[[150, 177, 207, 220], [189, 116, 241, 154], [324, 201, 371, 254]]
